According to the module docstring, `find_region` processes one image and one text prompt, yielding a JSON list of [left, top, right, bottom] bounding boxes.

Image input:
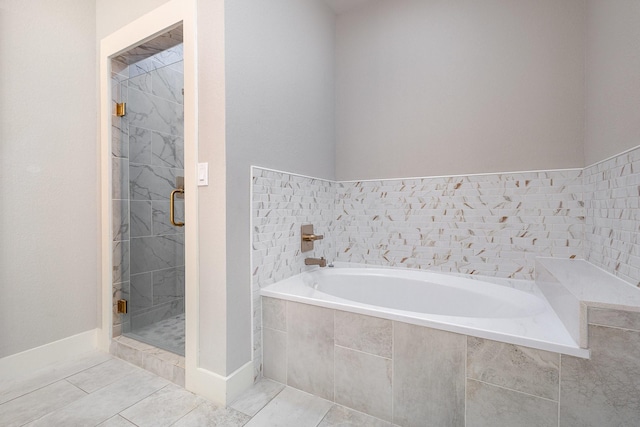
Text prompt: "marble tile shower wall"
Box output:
[[334, 171, 585, 280], [251, 168, 335, 380], [128, 45, 185, 331], [111, 45, 185, 336], [584, 145, 640, 287]]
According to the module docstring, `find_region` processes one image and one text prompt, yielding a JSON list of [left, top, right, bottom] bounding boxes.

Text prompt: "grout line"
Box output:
[[587, 322, 640, 333], [558, 355, 562, 427], [464, 336, 467, 426], [466, 378, 559, 403], [391, 320, 395, 425], [333, 343, 392, 361]]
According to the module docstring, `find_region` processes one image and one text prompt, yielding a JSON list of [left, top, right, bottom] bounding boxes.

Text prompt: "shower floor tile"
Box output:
[[126, 313, 185, 356]]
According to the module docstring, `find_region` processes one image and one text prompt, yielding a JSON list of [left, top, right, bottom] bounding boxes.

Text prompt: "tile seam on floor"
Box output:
[[0, 356, 109, 406]]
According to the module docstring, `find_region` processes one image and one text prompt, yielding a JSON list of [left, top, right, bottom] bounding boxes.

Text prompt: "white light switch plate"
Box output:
[[198, 162, 209, 186]]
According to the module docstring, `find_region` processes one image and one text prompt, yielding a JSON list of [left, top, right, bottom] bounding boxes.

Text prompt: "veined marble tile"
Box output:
[[115, 29, 182, 69], [130, 272, 153, 311], [112, 120, 129, 159], [127, 88, 184, 136], [152, 267, 184, 305], [466, 379, 558, 427], [152, 200, 184, 235], [0, 380, 86, 427], [112, 199, 129, 241], [128, 73, 152, 94], [244, 387, 332, 427], [151, 65, 184, 105], [262, 297, 287, 331], [334, 346, 392, 421], [130, 200, 152, 238], [172, 402, 250, 427], [130, 234, 184, 274], [120, 384, 203, 427], [393, 322, 465, 427], [287, 302, 334, 401], [466, 337, 560, 400], [560, 325, 640, 426], [334, 310, 392, 358], [229, 378, 285, 417], [129, 126, 152, 166], [112, 240, 130, 284], [152, 44, 183, 68], [26, 369, 169, 426], [588, 307, 640, 331], [152, 131, 183, 168], [318, 405, 393, 427], [130, 164, 180, 201], [112, 157, 129, 200]]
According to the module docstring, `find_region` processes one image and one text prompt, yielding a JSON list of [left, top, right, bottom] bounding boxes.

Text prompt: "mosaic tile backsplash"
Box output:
[[252, 146, 640, 377], [584, 146, 640, 286], [335, 171, 584, 279]]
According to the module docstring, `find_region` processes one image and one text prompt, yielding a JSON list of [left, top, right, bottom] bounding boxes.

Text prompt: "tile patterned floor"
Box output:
[[126, 313, 186, 356], [0, 351, 393, 426]]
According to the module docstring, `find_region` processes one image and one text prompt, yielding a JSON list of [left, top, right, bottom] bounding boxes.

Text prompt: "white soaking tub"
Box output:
[[261, 265, 589, 358]]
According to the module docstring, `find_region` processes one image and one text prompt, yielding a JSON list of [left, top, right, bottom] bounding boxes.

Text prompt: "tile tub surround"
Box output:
[[334, 170, 584, 279], [263, 298, 640, 427], [584, 144, 640, 286], [252, 167, 335, 380]]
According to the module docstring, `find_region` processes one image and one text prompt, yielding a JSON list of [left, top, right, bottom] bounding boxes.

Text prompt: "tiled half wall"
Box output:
[[252, 146, 640, 378], [262, 297, 640, 426]]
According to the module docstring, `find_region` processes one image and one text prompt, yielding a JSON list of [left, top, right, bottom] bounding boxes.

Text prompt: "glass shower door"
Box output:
[[112, 40, 186, 356]]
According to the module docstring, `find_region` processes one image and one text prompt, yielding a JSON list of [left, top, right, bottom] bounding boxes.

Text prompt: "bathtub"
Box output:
[[261, 264, 589, 358]]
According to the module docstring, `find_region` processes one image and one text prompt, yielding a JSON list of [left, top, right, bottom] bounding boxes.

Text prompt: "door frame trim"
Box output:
[[98, 0, 199, 395]]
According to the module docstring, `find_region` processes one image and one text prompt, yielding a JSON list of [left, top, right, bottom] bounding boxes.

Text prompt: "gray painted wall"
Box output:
[[0, 0, 97, 358], [224, 0, 336, 373], [335, 0, 586, 180], [585, 0, 640, 165]]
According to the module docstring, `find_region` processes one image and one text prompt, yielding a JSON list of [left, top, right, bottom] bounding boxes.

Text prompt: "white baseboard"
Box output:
[[0, 329, 98, 381], [186, 360, 254, 406]]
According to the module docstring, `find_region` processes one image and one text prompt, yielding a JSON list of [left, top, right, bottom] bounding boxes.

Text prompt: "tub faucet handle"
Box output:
[[302, 233, 324, 242], [301, 224, 323, 252]]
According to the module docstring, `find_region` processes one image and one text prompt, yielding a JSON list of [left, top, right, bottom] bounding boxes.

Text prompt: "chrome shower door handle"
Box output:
[[170, 189, 185, 227]]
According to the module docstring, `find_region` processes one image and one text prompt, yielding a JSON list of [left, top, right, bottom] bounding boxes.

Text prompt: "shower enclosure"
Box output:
[[111, 27, 185, 356]]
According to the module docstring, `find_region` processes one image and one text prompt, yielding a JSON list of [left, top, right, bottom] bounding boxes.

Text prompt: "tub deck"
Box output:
[[261, 264, 590, 358]]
